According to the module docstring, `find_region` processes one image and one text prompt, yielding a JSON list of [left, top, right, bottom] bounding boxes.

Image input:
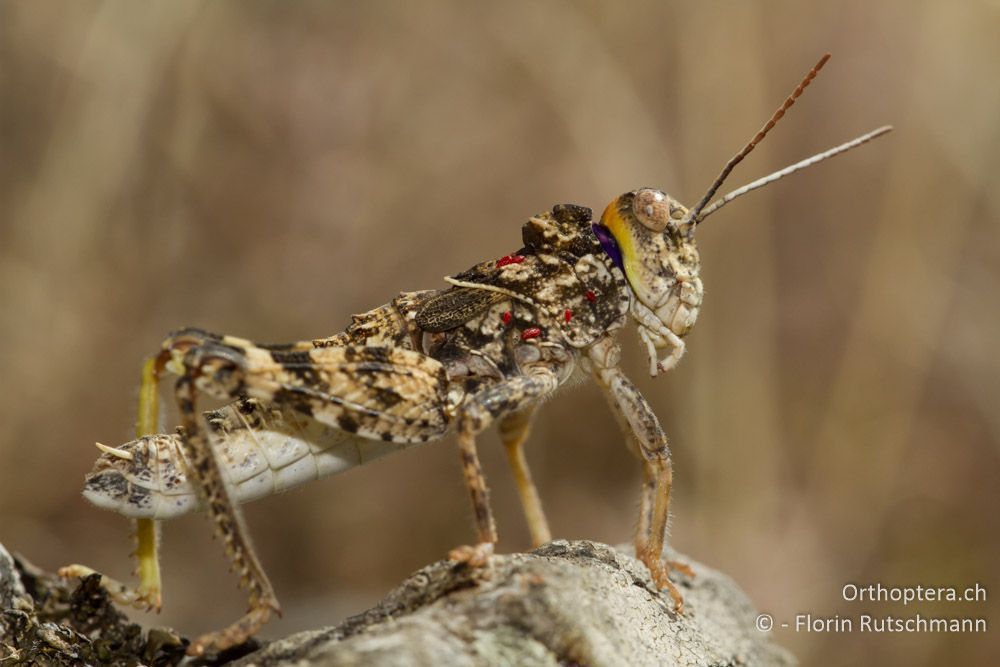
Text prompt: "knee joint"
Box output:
[[164, 336, 248, 400]]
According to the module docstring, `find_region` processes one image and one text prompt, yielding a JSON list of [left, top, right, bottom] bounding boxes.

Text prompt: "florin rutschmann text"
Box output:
[[756, 582, 988, 634]]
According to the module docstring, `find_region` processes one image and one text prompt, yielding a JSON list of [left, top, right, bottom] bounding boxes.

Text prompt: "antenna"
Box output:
[[696, 125, 893, 220], [680, 53, 832, 229]]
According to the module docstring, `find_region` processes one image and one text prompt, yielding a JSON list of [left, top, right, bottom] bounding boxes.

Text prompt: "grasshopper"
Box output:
[[62, 54, 890, 656]]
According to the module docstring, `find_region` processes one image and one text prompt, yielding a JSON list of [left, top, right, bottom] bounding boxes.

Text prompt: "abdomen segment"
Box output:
[[83, 399, 437, 519]]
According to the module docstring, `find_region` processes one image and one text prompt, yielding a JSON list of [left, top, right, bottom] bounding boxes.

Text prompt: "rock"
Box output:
[[0, 541, 794, 666], [0, 543, 187, 666], [232, 540, 795, 667]]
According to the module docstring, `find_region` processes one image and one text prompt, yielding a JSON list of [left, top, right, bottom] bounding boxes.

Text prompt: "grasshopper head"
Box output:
[[598, 189, 703, 344], [593, 55, 891, 376]]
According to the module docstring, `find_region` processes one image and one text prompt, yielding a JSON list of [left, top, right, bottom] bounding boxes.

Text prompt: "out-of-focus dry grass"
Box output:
[[1, 2, 997, 664]]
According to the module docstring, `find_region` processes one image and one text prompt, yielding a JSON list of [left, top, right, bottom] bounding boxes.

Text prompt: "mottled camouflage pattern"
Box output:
[[70, 49, 893, 654], [83, 398, 422, 520], [446, 204, 631, 349], [82, 195, 702, 655]]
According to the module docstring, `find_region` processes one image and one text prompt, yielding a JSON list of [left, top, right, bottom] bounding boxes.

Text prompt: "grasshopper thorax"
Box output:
[[598, 189, 704, 349]]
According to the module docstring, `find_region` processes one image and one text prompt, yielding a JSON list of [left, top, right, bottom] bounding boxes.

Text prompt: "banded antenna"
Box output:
[[679, 53, 893, 230]]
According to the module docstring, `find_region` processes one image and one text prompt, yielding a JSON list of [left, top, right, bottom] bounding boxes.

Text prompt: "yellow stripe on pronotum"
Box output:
[[599, 200, 639, 282]]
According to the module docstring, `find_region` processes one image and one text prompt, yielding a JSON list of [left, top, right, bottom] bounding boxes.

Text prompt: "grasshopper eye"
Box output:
[[632, 189, 674, 233]]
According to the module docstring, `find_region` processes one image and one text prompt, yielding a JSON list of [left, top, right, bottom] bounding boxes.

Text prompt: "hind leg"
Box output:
[[60, 357, 164, 611], [161, 328, 450, 655]]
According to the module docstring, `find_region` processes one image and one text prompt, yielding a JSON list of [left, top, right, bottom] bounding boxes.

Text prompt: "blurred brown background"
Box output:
[[1, 2, 997, 665]]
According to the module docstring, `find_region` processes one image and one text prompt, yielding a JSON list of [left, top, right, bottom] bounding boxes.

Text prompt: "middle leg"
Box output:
[[448, 367, 561, 566], [497, 408, 551, 547]]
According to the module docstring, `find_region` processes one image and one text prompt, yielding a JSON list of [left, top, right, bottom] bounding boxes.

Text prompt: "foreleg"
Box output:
[[589, 339, 690, 611]]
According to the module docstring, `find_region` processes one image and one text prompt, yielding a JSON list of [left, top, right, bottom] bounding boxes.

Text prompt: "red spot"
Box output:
[[496, 254, 526, 268], [585, 290, 597, 302], [521, 327, 541, 341], [564, 309, 572, 323], [501, 311, 512, 325]]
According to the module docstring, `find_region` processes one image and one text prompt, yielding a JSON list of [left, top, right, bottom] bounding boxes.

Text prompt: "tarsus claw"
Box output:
[[448, 542, 495, 568]]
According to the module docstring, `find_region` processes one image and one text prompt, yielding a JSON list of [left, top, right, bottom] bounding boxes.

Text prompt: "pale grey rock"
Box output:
[[232, 540, 795, 667], [0, 540, 794, 666]]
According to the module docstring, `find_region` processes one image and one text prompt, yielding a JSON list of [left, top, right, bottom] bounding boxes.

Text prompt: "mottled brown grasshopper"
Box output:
[[62, 54, 890, 655]]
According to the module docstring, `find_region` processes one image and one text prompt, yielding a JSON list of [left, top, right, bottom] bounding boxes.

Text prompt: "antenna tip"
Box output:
[[868, 125, 894, 140]]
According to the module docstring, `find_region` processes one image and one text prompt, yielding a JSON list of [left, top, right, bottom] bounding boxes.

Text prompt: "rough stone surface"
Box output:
[[232, 540, 795, 667], [0, 543, 189, 666], [0, 541, 794, 666]]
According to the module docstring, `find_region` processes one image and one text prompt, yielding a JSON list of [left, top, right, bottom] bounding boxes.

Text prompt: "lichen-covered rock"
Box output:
[[0, 541, 793, 666], [0, 543, 188, 666], [0, 544, 28, 612], [232, 540, 795, 667]]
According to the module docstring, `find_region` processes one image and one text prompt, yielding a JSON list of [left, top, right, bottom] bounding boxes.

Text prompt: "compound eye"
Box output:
[[632, 189, 673, 232]]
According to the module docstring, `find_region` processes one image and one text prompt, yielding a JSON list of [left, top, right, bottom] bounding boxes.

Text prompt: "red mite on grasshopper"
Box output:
[[63, 54, 890, 655]]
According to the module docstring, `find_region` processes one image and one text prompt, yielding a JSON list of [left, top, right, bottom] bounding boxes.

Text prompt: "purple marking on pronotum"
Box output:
[[591, 223, 625, 273]]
